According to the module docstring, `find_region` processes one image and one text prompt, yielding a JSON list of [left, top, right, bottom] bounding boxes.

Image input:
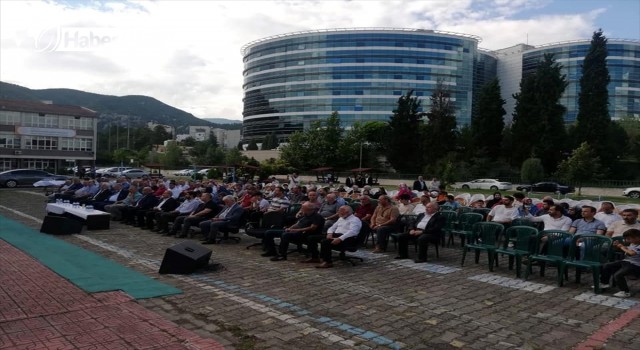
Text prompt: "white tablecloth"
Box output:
[[46, 203, 109, 219]]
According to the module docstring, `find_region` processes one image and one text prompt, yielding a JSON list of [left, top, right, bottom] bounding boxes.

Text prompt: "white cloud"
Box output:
[[0, 0, 634, 121]]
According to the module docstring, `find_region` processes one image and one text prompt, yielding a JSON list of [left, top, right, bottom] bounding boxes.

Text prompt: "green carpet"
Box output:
[[0, 215, 182, 299]]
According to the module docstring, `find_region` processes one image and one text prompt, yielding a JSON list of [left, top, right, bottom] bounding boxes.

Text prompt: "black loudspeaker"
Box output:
[[40, 215, 83, 235], [158, 241, 212, 274]]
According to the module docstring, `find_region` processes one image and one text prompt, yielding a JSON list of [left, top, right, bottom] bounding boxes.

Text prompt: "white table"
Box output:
[[45, 203, 111, 230]]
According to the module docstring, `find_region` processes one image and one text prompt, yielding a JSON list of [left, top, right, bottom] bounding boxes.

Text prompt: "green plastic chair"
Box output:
[[348, 201, 360, 212], [390, 214, 420, 252], [439, 204, 453, 212], [439, 210, 458, 247], [511, 218, 537, 228], [559, 234, 612, 294], [461, 222, 504, 271], [472, 208, 491, 219], [494, 226, 539, 278], [448, 212, 483, 247], [458, 206, 473, 214], [524, 230, 571, 286]]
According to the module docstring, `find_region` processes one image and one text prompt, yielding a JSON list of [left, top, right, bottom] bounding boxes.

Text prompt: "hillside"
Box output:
[[202, 117, 241, 125], [0, 81, 219, 129]]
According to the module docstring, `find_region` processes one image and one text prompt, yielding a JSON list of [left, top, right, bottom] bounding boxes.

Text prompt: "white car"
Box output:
[[459, 179, 512, 191], [174, 169, 195, 176], [119, 169, 149, 178], [101, 167, 133, 177], [623, 187, 640, 199], [198, 168, 211, 175]]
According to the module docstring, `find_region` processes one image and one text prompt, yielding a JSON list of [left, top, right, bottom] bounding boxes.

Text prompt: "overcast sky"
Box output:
[[1, 0, 638, 121]]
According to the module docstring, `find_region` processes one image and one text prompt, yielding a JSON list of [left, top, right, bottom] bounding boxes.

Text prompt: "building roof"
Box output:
[[0, 99, 98, 118]]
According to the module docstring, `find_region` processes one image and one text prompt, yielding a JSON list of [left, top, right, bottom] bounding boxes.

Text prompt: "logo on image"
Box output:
[[35, 26, 117, 52]]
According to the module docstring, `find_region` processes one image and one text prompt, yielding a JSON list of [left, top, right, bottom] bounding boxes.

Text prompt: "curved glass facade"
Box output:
[[241, 29, 480, 141], [522, 40, 640, 123]]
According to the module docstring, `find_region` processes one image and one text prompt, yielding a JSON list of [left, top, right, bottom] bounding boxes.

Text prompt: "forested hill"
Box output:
[[0, 81, 239, 129]]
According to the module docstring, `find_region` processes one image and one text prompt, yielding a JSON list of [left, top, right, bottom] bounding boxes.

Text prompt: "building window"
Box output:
[[25, 159, 56, 171], [0, 111, 20, 125], [0, 158, 17, 171], [0, 133, 21, 149], [60, 137, 92, 151], [23, 136, 58, 150], [23, 114, 58, 127], [60, 116, 93, 130]]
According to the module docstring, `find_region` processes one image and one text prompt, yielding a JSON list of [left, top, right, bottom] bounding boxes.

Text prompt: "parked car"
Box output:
[[459, 179, 512, 191], [0, 169, 68, 188], [174, 169, 195, 176], [623, 187, 640, 199], [119, 169, 149, 178], [517, 182, 575, 195], [197, 168, 212, 175], [101, 167, 133, 177]]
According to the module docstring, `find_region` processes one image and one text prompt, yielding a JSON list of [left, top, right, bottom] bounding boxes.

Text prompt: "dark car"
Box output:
[[0, 169, 68, 188], [516, 181, 575, 195]]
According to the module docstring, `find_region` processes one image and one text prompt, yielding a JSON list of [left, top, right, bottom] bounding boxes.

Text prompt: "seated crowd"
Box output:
[[46, 174, 640, 297]]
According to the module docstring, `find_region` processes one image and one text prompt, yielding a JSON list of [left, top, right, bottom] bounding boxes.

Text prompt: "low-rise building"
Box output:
[[0, 99, 98, 172]]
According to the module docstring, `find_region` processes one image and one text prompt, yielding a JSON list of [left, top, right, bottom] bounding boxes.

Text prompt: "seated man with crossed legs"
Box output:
[[316, 205, 363, 268]]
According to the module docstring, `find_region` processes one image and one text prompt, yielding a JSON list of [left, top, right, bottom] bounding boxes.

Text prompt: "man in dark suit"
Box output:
[[92, 183, 128, 211], [200, 195, 245, 244], [80, 182, 113, 205], [413, 176, 427, 191], [395, 202, 445, 263], [140, 190, 179, 230], [122, 187, 159, 226]]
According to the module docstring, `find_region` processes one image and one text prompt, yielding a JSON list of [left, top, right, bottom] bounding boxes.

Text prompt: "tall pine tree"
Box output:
[[385, 90, 425, 173], [511, 54, 568, 173], [472, 78, 505, 159], [423, 82, 458, 170], [574, 29, 613, 168]]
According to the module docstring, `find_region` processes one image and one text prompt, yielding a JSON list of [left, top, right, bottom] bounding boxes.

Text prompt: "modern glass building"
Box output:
[[522, 39, 640, 123], [241, 28, 481, 142], [241, 29, 640, 142]]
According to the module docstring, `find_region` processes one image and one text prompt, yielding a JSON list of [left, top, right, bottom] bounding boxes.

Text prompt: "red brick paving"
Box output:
[[0, 241, 224, 349]]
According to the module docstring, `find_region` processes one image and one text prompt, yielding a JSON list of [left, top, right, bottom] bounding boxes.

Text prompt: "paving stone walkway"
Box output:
[[1, 188, 639, 349], [0, 240, 225, 350]]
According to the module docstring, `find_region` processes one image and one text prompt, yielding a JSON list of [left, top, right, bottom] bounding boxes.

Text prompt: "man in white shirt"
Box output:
[[154, 191, 201, 233], [525, 204, 572, 231], [488, 195, 518, 224], [316, 206, 363, 268], [595, 201, 622, 229], [607, 209, 640, 237]]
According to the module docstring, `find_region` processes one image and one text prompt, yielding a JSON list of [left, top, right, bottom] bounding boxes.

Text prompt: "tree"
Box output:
[[511, 54, 568, 173], [224, 148, 244, 166], [112, 148, 134, 165], [181, 137, 196, 147], [246, 139, 259, 150], [574, 29, 613, 167], [423, 82, 458, 171], [162, 142, 185, 168], [520, 158, 544, 184], [385, 90, 425, 173], [261, 132, 278, 150], [555, 142, 602, 195], [472, 78, 505, 159], [151, 125, 172, 145], [280, 112, 344, 169]]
